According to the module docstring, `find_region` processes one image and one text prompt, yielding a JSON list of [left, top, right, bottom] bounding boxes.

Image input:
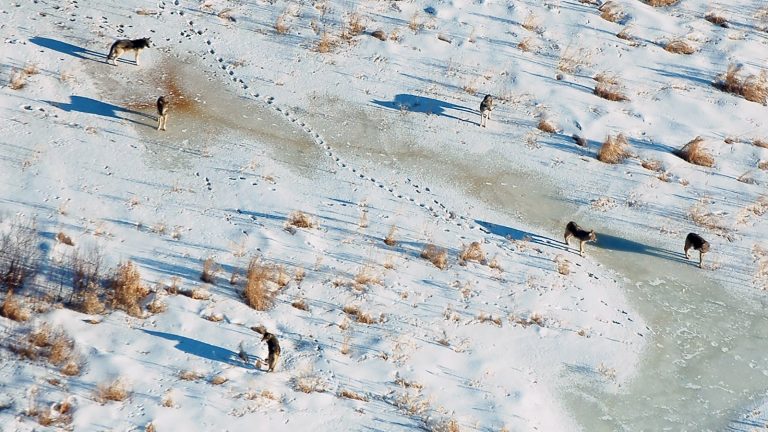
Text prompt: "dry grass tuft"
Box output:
[[409, 12, 422, 33], [555, 255, 570, 275], [597, 134, 631, 164], [599, 2, 625, 23], [459, 241, 486, 265], [9, 64, 38, 90], [517, 37, 536, 53], [56, 232, 74, 246], [286, 210, 315, 229], [243, 258, 276, 311], [715, 64, 768, 104], [558, 46, 590, 74], [200, 257, 219, 283], [293, 372, 326, 393], [291, 297, 309, 311], [343, 304, 379, 324], [689, 202, 731, 239], [760, 160, 768, 171], [346, 12, 366, 37], [752, 245, 768, 290], [1, 291, 30, 321], [431, 418, 461, 432], [594, 81, 628, 101], [108, 261, 149, 317], [617, 26, 634, 41], [521, 13, 540, 32], [96, 379, 130, 403], [421, 244, 448, 269], [537, 118, 557, 133], [753, 139, 768, 149], [316, 32, 337, 53], [705, 11, 728, 26], [384, 225, 397, 246], [675, 136, 714, 167], [641, 159, 664, 172], [210, 375, 228, 385], [179, 370, 203, 381], [339, 389, 369, 401], [665, 39, 695, 54], [217, 8, 236, 22], [645, 0, 679, 6], [275, 12, 290, 34], [354, 266, 382, 290]]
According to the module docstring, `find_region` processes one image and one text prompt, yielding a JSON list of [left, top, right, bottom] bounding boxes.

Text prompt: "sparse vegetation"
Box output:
[[243, 258, 276, 311], [200, 257, 219, 283], [421, 244, 448, 269], [384, 225, 397, 246], [316, 32, 336, 53], [1, 291, 30, 321], [459, 241, 486, 265], [0, 217, 40, 293], [555, 255, 570, 275], [705, 11, 728, 27], [96, 379, 130, 403], [286, 210, 315, 229], [599, 2, 625, 23], [715, 64, 768, 105], [108, 261, 149, 317], [343, 304, 379, 324], [597, 134, 631, 164], [275, 12, 290, 34], [537, 118, 557, 133], [8, 64, 38, 90], [339, 389, 368, 401], [645, 0, 678, 6], [675, 136, 714, 167], [665, 39, 695, 55]]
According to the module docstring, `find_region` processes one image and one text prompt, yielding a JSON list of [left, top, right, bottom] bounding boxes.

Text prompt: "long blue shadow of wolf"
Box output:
[[29, 36, 133, 64], [143, 330, 258, 369], [43, 95, 155, 126], [372, 94, 476, 123]]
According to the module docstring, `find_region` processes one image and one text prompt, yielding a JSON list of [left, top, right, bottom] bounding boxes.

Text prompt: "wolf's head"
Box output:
[[139, 37, 152, 48]]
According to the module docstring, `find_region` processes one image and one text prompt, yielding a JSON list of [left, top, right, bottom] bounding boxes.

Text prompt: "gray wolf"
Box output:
[[262, 332, 281, 372], [564, 221, 597, 257], [156, 96, 169, 131], [684, 233, 709, 268], [479, 94, 493, 127], [107, 38, 151, 66]]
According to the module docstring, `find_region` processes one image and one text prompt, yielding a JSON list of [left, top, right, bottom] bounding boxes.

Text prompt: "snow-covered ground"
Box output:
[[0, 0, 767, 430]]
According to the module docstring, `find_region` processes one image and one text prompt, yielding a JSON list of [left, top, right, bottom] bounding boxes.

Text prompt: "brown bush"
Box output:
[[342, 304, 379, 324], [421, 244, 447, 269], [617, 26, 633, 41], [1, 291, 30, 321], [96, 379, 130, 403], [346, 12, 366, 36], [675, 136, 714, 167], [715, 64, 768, 104], [753, 139, 768, 149], [665, 39, 695, 54], [705, 11, 728, 26], [275, 12, 290, 34], [537, 118, 557, 133], [645, 0, 678, 6], [200, 257, 219, 283], [517, 37, 536, 53], [599, 2, 625, 23], [56, 232, 74, 246], [0, 217, 40, 292], [108, 261, 149, 317], [641, 159, 663, 172], [316, 32, 336, 53], [291, 298, 309, 311], [286, 211, 315, 229], [459, 241, 486, 264], [339, 389, 368, 401], [597, 134, 631, 164], [243, 258, 275, 310], [384, 225, 397, 246], [594, 81, 628, 101], [69, 246, 104, 310], [354, 266, 382, 289]]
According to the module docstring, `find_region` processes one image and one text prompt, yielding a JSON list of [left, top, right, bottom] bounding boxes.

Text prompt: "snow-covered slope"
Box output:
[[0, 0, 766, 430]]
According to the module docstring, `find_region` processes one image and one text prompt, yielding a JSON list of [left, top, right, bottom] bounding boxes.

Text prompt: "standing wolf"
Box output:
[[262, 332, 281, 372], [684, 233, 710, 268], [564, 221, 597, 257], [479, 94, 494, 127], [106, 37, 151, 66], [156, 96, 169, 131]]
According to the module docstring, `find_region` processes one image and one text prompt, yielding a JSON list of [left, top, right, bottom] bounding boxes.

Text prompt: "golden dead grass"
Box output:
[[555, 255, 570, 275], [56, 232, 74, 246], [96, 379, 130, 403], [210, 375, 228, 385], [291, 297, 309, 311], [599, 2, 625, 23], [200, 257, 219, 283], [339, 389, 369, 401], [753, 138, 768, 149], [345, 12, 366, 37], [9, 64, 38, 90], [384, 225, 397, 246], [421, 244, 448, 269], [316, 32, 336, 53], [459, 241, 486, 265], [1, 291, 30, 322], [275, 12, 290, 34], [594, 81, 628, 101], [716, 64, 768, 105], [432, 418, 461, 432], [286, 211, 315, 229], [292, 372, 326, 393], [705, 11, 728, 26], [597, 134, 631, 164], [243, 258, 275, 311], [675, 136, 714, 167], [108, 261, 149, 317], [537, 118, 557, 133], [645, 0, 679, 6], [354, 266, 382, 290], [689, 202, 731, 239], [641, 159, 664, 172], [517, 37, 536, 53], [665, 39, 695, 54], [178, 370, 203, 381], [342, 304, 379, 324]]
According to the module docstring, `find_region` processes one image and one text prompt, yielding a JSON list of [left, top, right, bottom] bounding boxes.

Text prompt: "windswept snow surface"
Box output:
[[0, 0, 767, 431]]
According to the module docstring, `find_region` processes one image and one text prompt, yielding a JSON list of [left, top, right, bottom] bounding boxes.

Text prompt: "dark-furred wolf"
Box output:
[[684, 232, 709, 268], [156, 96, 169, 131], [564, 221, 597, 257], [479, 94, 493, 128]]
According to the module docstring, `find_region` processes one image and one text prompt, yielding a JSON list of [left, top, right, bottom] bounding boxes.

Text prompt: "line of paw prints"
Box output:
[[178, 13, 480, 231]]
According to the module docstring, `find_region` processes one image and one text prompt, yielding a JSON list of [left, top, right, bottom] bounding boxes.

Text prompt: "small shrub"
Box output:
[[286, 211, 315, 229], [599, 2, 625, 23], [641, 159, 663, 172], [675, 136, 714, 167], [384, 225, 397, 246], [594, 81, 628, 101], [371, 30, 387, 41], [645, 0, 678, 6], [759, 160, 768, 171], [459, 241, 486, 264], [56, 232, 74, 246], [1, 291, 30, 321], [275, 13, 290, 34], [339, 389, 368, 401], [665, 39, 695, 55], [555, 255, 570, 275], [715, 64, 768, 104], [409, 13, 421, 32], [342, 304, 379, 324], [316, 32, 336, 53], [200, 257, 219, 283], [705, 11, 728, 26], [179, 370, 203, 381], [517, 37, 536, 53], [291, 298, 309, 311], [96, 379, 130, 403], [108, 261, 149, 317], [537, 118, 557, 133], [521, 13, 540, 32], [597, 134, 631, 164], [346, 12, 366, 36], [421, 244, 447, 269], [0, 217, 40, 292], [293, 372, 326, 393], [753, 139, 768, 149], [243, 258, 275, 310], [210, 375, 228, 385]]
